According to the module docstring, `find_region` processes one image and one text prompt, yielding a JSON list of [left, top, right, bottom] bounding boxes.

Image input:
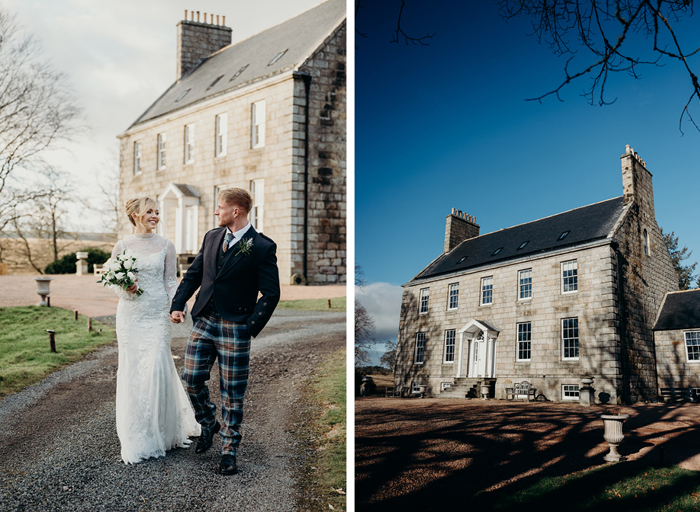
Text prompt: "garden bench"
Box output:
[[93, 264, 105, 278], [659, 387, 697, 403], [506, 381, 536, 402]]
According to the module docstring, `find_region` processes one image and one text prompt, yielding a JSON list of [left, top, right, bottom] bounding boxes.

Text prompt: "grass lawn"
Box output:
[[297, 348, 347, 511], [0, 306, 115, 397], [477, 463, 700, 511], [277, 296, 346, 312]]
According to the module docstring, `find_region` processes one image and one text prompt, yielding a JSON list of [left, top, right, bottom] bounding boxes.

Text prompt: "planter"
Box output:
[[418, 385, 427, 398], [480, 383, 490, 400], [581, 376, 594, 385], [601, 414, 630, 462], [34, 277, 53, 307]]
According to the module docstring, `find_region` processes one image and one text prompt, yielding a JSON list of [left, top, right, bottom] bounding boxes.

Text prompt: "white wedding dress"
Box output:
[[110, 233, 200, 464]]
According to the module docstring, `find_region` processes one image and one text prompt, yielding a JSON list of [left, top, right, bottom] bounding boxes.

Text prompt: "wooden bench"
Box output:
[[506, 381, 537, 402], [660, 388, 697, 403]]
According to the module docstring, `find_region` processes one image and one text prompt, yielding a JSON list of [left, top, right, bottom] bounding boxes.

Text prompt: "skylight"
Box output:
[[230, 65, 249, 81], [175, 89, 190, 102], [456, 256, 467, 264], [491, 247, 503, 256], [558, 231, 570, 241], [207, 75, 224, 90], [268, 49, 288, 66], [517, 241, 529, 250]]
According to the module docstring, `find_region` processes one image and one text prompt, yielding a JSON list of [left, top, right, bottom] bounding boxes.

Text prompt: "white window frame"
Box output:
[[441, 382, 451, 391], [685, 331, 700, 362], [447, 283, 459, 310], [518, 269, 532, 300], [133, 141, 142, 175], [562, 384, 580, 401], [516, 322, 532, 362], [562, 317, 579, 360], [414, 333, 426, 364], [184, 123, 195, 164], [411, 382, 422, 394], [562, 260, 578, 293], [157, 133, 166, 170], [250, 179, 264, 232], [481, 276, 493, 306], [251, 100, 266, 148], [444, 330, 456, 364], [215, 113, 227, 157], [419, 288, 429, 314]]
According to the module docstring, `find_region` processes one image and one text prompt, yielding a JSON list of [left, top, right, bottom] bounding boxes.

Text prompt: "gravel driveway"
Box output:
[[0, 309, 345, 511]]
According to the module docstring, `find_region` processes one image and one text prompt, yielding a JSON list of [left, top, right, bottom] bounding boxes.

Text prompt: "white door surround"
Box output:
[[158, 183, 200, 254], [456, 319, 499, 379]]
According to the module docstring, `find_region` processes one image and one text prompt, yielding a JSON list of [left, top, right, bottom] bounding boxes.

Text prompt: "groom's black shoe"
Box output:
[[218, 454, 238, 475], [195, 421, 221, 453]]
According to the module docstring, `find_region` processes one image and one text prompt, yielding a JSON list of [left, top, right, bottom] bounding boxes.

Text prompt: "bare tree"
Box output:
[[379, 340, 397, 371], [497, 0, 700, 133], [355, 264, 378, 366], [356, 0, 435, 46], [0, 6, 81, 230]]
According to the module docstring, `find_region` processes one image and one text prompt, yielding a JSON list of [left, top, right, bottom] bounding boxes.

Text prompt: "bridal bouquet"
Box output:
[[98, 250, 143, 297]]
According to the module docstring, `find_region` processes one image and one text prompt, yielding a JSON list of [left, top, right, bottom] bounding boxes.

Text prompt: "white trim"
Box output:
[[480, 276, 493, 306], [157, 133, 166, 170], [447, 282, 459, 310], [561, 259, 578, 294], [561, 317, 580, 361], [215, 113, 227, 157], [562, 384, 580, 401], [518, 268, 533, 300], [419, 287, 429, 314], [133, 141, 142, 175], [443, 329, 456, 364], [414, 332, 425, 364], [685, 330, 700, 363], [516, 321, 532, 362], [251, 100, 266, 148], [184, 123, 195, 164]]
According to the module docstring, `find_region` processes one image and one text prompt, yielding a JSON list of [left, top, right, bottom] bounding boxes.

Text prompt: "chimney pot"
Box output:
[[204, 13, 207, 23], [217, 15, 220, 25], [184, 9, 188, 20], [222, 15, 225, 26], [196, 11, 200, 22]]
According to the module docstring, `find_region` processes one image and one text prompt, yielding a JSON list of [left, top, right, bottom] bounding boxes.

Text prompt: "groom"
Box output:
[[170, 188, 280, 475]]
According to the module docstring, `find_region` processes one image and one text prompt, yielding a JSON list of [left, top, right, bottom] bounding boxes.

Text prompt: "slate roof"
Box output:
[[654, 289, 700, 330], [129, 0, 345, 128], [412, 196, 627, 282]]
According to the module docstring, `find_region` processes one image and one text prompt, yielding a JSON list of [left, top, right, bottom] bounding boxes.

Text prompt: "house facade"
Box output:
[[395, 146, 680, 404], [117, 0, 346, 285]]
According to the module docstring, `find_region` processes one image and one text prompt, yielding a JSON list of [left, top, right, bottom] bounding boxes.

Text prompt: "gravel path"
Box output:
[[0, 309, 345, 511]]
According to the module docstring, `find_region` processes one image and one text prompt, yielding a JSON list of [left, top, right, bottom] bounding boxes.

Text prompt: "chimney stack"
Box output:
[[621, 144, 655, 218], [177, 11, 232, 80], [445, 209, 480, 253]]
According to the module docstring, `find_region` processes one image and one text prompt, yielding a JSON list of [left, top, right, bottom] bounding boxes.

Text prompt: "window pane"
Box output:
[[562, 317, 579, 359]]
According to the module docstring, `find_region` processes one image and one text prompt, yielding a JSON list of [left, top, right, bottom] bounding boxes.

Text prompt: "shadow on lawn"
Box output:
[[355, 399, 700, 511]]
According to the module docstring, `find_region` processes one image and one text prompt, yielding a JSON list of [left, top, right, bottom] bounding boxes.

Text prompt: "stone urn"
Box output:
[[418, 385, 427, 398], [580, 376, 595, 406], [34, 277, 53, 306], [480, 383, 490, 400], [601, 414, 630, 462]]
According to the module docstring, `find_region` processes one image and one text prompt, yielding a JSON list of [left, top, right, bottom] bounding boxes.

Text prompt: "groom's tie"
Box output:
[[222, 231, 233, 253]]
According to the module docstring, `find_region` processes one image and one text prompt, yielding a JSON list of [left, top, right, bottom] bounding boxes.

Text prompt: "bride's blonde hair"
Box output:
[[126, 197, 158, 227]]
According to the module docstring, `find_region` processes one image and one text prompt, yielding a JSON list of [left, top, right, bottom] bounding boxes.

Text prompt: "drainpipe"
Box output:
[[294, 71, 312, 284]]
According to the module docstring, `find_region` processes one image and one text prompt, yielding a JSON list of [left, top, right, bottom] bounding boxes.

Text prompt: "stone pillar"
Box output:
[[76, 252, 89, 276]]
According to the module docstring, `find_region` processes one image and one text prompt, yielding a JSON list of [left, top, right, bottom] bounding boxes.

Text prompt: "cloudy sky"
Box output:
[[356, 2, 700, 365], [5, 0, 324, 230]]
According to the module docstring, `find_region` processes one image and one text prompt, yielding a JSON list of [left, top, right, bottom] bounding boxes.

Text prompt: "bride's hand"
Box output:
[[126, 278, 139, 294], [170, 311, 186, 323]]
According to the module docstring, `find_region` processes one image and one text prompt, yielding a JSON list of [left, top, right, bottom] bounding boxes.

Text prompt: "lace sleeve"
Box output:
[[164, 240, 179, 303], [108, 240, 135, 301]]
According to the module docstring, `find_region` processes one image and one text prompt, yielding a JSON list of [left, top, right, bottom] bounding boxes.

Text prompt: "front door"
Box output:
[[475, 333, 487, 377]]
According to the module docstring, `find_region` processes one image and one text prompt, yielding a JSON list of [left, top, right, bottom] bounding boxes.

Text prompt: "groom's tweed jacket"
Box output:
[[170, 226, 280, 338]]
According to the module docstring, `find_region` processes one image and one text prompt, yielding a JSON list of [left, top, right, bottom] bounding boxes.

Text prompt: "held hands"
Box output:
[[170, 311, 186, 324]]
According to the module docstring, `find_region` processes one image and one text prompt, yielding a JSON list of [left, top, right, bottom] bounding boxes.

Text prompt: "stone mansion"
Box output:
[[117, 0, 346, 285], [395, 146, 700, 404]]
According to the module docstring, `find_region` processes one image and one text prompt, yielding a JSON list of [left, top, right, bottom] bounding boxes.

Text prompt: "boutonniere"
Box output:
[[236, 238, 254, 256]]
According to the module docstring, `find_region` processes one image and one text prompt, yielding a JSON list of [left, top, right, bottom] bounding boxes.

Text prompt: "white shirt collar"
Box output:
[[226, 222, 252, 246]]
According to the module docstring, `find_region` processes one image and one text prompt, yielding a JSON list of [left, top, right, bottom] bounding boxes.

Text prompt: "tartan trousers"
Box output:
[[181, 312, 251, 456]]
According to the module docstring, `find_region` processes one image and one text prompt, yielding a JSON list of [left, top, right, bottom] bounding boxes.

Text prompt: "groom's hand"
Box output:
[[170, 311, 186, 323]]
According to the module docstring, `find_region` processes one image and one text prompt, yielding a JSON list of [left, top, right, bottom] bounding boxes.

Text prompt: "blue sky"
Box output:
[[355, 1, 700, 358]]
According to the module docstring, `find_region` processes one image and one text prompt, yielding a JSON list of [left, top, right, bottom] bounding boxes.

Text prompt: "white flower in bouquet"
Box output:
[[98, 251, 143, 296]]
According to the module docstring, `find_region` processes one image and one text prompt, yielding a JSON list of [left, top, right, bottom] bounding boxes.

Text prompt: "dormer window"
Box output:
[[558, 231, 570, 241]]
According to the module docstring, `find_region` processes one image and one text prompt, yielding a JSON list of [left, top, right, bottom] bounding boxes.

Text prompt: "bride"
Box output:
[[109, 197, 200, 463]]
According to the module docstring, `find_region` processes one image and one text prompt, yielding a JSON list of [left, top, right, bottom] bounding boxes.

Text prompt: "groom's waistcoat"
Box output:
[[170, 226, 280, 338]]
